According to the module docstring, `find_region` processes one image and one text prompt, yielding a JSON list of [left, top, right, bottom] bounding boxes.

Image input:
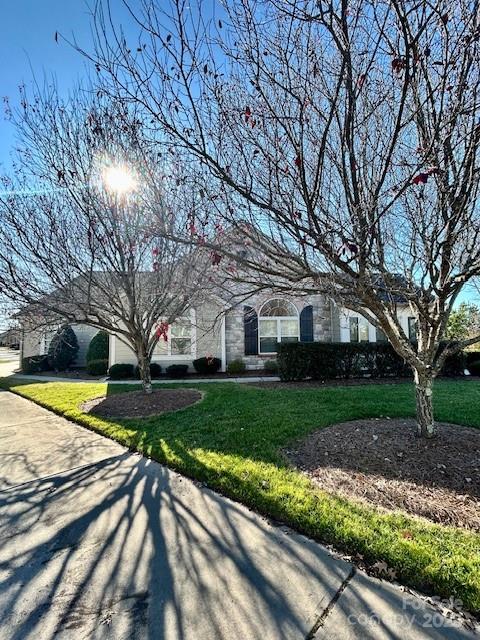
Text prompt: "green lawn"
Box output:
[[2, 377, 480, 613]]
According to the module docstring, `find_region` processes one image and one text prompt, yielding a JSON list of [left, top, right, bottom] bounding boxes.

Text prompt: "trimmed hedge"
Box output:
[[278, 342, 465, 382], [135, 362, 162, 379], [165, 364, 189, 378], [21, 355, 50, 374], [264, 359, 279, 374], [193, 356, 221, 375], [466, 350, 480, 367], [108, 363, 135, 379], [227, 359, 246, 375], [468, 360, 480, 376], [87, 359, 109, 376], [48, 325, 79, 371], [86, 331, 109, 364]]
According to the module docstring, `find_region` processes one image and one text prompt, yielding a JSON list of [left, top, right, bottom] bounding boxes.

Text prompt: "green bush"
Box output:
[[465, 350, 480, 367], [108, 363, 135, 379], [48, 325, 79, 371], [468, 360, 480, 376], [277, 341, 463, 382], [439, 343, 466, 377], [21, 355, 50, 374], [193, 356, 221, 375], [264, 359, 279, 374], [165, 364, 189, 378], [86, 331, 109, 364], [227, 359, 246, 375], [135, 362, 162, 379], [86, 359, 109, 376]]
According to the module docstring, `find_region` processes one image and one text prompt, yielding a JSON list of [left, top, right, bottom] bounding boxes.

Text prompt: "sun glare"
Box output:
[[103, 165, 137, 195]]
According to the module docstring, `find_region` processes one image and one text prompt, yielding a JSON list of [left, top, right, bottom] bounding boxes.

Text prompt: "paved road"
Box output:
[[0, 348, 19, 379], [0, 390, 477, 639]]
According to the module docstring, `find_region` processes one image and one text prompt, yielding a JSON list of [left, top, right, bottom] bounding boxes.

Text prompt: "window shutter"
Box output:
[[300, 305, 314, 342], [244, 305, 258, 355]]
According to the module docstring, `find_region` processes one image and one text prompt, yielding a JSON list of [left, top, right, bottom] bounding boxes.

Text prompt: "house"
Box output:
[[20, 320, 99, 367], [0, 327, 21, 349], [18, 289, 416, 372]]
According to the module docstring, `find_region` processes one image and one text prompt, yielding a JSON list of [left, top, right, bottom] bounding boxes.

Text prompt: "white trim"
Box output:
[[258, 298, 300, 355], [220, 314, 226, 372], [152, 308, 196, 360], [339, 306, 413, 343], [109, 332, 116, 368]]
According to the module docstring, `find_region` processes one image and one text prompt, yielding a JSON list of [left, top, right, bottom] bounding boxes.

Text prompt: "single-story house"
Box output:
[[18, 291, 416, 372]]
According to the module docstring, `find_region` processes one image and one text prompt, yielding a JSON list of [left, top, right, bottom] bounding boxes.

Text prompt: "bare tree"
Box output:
[[0, 87, 210, 392], [82, 0, 480, 435]]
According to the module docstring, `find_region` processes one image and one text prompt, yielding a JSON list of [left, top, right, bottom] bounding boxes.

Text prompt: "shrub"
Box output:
[[465, 350, 480, 367], [165, 364, 189, 378], [134, 362, 162, 379], [21, 355, 50, 374], [48, 325, 79, 371], [86, 331, 109, 365], [277, 341, 462, 382], [468, 360, 480, 376], [439, 344, 466, 377], [86, 359, 109, 376], [227, 358, 246, 375], [108, 363, 135, 379], [264, 359, 279, 374], [193, 356, 221, 375]]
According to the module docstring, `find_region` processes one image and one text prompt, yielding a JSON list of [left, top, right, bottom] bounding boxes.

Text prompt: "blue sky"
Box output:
[[0, 1, 477, 309], [1, 1, 89, 170]]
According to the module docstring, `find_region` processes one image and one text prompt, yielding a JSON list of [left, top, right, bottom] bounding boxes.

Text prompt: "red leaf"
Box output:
[[155, 321, 169, 341], [244, 106, 251, 123], [391, 57, 406, 74], [357, 73, 366, 89], [295, 155, 302, 168], [412, 172, 429, 185], [210, 251, 222, 266]]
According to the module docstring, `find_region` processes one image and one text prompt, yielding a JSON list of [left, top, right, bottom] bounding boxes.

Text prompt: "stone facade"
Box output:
[[225, 292, 334, 370]]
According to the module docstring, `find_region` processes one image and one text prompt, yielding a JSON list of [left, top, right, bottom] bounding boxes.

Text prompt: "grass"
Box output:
[[2, 377, 480, 614]]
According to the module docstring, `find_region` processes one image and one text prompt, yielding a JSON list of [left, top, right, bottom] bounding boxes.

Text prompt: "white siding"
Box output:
[[110, 298, 224, 371], [338, 306, 414, 342], [21, 322, 98, 366]]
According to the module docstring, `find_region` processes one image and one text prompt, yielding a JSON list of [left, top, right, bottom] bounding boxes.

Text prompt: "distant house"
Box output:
[[0, 327, 21, 349]]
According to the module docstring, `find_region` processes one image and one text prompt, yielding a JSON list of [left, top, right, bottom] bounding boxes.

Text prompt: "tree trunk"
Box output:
[[413, 370, 436, 438], [137, 350, 152, 394]]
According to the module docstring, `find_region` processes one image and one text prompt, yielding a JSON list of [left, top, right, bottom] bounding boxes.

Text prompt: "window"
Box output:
[[259, 299, 299, 354], [349, 317, 359, 342], [349, 316, 369, 342], [154, 311, 194, 358], [171, 320, 192, 355], [376, 327, 388, 343], [408, 317, 417, 342]]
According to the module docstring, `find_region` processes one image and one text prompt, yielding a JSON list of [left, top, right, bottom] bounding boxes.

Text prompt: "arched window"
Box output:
[[258, 299, 299, 353]]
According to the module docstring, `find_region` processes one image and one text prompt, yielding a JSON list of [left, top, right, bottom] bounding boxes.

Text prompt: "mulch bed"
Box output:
[[285, 419, 480, 531], [81, 389, 202, 418]]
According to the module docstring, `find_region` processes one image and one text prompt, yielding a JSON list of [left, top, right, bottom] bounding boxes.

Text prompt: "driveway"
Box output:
[[0, 390, 476, 639]]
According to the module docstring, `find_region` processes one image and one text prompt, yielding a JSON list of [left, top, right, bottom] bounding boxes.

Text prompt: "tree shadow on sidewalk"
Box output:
[[0, 451, 347, 639]]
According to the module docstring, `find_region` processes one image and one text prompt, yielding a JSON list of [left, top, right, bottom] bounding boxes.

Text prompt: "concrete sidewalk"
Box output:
[[9, 372, 281, 384], [0, 390, 476, 639]]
